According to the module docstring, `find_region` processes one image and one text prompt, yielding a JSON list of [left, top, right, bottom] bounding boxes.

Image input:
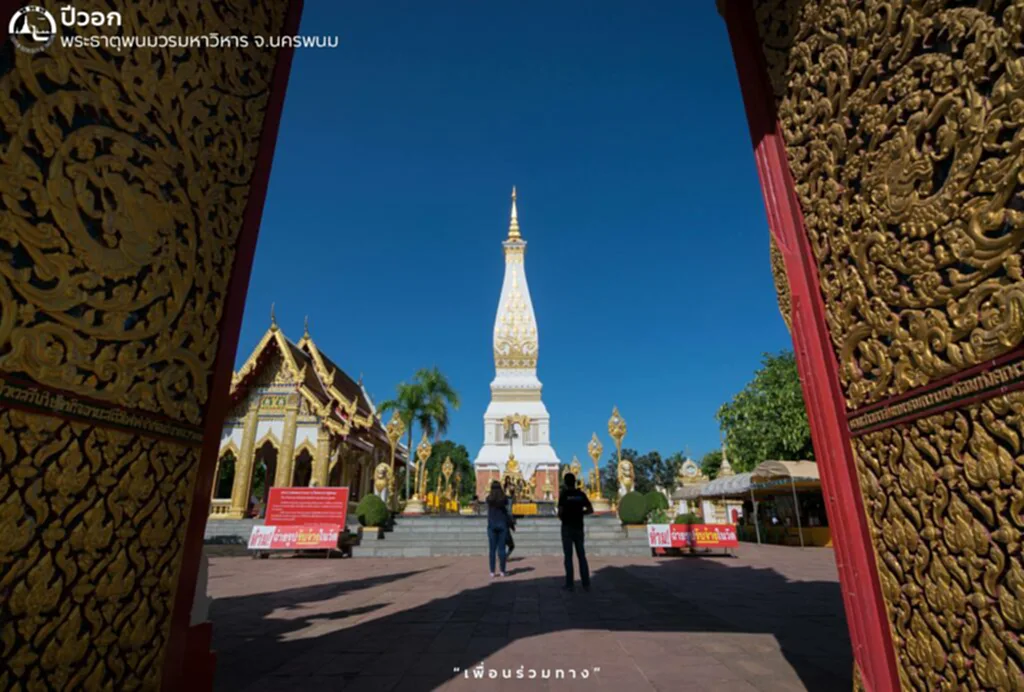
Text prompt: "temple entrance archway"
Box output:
[[3, 1, 1021, 689], [292, 448, 314, 487], [214, 451, 236, 499], [251, 441, 279, 516]]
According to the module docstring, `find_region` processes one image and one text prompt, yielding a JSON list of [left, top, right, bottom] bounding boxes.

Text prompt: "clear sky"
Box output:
[[236, 0, 793, 462]]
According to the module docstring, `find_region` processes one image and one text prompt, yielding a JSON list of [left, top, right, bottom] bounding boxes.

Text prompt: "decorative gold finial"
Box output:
[[508, 186, 521, 240], [303, 315, 310, 338], [270, 303, 277, 331]]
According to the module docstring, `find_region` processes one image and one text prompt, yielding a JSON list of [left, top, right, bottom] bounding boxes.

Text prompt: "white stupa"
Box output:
[[473, 188, 561, 497]]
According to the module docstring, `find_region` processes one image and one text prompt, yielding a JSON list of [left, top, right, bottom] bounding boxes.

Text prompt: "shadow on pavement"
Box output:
[[210, 558, 852, 691]]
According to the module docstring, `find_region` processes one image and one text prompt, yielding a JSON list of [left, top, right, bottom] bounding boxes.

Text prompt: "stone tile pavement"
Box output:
[[208, 545, 852, 691]]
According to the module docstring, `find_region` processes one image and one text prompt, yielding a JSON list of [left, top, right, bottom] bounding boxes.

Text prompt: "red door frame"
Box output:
[[721, 2, 901, 690], [160, 1, 306, 689]]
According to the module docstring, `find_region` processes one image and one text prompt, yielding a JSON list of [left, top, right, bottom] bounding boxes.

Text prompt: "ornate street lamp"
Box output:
[[608, 406, 634, 499], [403, 432, 430, 515], [588, 432, 612, 513], [385, 412, 405, 512]]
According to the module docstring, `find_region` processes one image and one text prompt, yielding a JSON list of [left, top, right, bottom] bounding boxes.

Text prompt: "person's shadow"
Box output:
[[210, 557, 852, 691]]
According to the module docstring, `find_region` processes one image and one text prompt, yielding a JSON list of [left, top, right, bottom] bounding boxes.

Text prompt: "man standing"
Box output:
[[557, 473, 593, 592]]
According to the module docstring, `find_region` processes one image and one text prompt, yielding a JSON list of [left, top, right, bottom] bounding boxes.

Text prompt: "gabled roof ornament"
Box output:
[[304, 315, 310, 339], [270, 303, 278, 331]]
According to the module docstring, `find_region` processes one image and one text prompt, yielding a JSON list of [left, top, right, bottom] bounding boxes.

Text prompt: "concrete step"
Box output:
[[360, 539, 647, 549], [353, 545, 653, 558]]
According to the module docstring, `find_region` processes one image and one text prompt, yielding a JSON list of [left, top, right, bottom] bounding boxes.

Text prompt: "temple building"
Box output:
[[473, 188, 561, 499], [209, 314, 407, 519]]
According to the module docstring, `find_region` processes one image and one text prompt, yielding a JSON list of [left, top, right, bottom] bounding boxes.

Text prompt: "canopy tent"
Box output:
[[749, 460, 818, 548], [671, 484, 705, 502], [751, 460, 818, 485], [699, 472, 753, 498]]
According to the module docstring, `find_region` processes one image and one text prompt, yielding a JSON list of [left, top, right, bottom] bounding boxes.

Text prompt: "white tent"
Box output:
[[750, 460, 818, 548]]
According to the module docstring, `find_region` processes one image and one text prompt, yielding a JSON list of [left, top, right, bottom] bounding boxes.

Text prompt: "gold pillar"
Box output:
[[228, 407, 259, 518], [274, 396, 300, 487], [210, 456, 221, 499], [313, 428, 330, 486]]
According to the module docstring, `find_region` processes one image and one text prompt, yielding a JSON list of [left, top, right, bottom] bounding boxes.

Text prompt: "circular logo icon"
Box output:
[[9, 6, 58, 54]]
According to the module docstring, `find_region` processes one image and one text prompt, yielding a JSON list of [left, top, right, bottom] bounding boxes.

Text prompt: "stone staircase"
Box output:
[[352, 515, 652, 558]]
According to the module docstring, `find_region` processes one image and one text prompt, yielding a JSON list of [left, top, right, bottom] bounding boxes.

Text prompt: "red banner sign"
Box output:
[[250, 487, 350, 551], [647, 524, 739, 549], [264, 487, 349, 527], [247, 525, 340, 550]]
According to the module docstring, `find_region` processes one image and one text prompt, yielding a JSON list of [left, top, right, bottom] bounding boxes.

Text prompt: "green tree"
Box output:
[[715, 350, 814, 471], [655, 452, 685, 490], [421, 440, 474, 501], [599, 448, 686, 496], [700, 449, 723, 479]]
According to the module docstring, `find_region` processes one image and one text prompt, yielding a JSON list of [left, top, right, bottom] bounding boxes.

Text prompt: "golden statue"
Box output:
[[502, 454, 527, 500], [569, 456, 583, 489], [617, 458, 635, 496], [373, 462, 394, 501]]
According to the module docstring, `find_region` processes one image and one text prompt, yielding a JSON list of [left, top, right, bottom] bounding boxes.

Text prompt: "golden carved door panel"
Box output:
[[744, 0, 1024, 688], [0, 1, 304, 689]]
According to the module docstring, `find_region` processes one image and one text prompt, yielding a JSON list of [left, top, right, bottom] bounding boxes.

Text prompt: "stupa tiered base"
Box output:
[[402, 499, 426, 515], [592, 497, 613, 514]]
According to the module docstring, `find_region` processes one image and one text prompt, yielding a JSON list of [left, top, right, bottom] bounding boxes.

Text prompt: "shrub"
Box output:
[[645, 490, 669, 513], [675, 513, 702, 525], [618, 491, 647, 524], [356, 494, 389, 527], [647, 508, 670, 524]]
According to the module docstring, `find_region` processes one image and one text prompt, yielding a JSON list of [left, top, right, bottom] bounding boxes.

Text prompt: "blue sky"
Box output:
[[236, 0, 792, 461]]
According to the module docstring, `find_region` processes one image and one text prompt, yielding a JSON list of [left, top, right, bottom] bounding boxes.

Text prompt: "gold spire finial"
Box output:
[[270, 303, 277, 331], [303, 315, 310, 338], [508, 186, 521, 240]]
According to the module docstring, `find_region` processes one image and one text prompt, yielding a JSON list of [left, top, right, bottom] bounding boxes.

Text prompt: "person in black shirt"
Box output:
[[557, 473, 593, 591]]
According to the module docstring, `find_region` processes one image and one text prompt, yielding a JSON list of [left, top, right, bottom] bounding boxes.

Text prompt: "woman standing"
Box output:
[[486, 480, 511, 578]]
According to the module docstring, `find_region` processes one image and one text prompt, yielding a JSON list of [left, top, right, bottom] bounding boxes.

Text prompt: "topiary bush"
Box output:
[[645, 490, 669, 513], [675, 512, 702, 525], [356, 494, 389, 527], [618, 491, 647, 524]]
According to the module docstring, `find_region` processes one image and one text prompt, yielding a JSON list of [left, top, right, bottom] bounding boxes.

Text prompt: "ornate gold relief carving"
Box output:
[[0, 408, 199, 690], [853, 391, 1024, 689], [0, 1, 288, 425], [756, 0, 1024, 409], [0, 0, 291, 685], [769, 234, 792, 332], [494, 263, 539, 369]]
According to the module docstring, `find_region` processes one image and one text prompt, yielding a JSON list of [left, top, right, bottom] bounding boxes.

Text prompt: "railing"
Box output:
[[208, 499, 232, 517]]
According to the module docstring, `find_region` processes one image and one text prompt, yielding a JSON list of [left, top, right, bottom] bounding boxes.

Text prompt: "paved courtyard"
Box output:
[[208, 545, 852, 691]]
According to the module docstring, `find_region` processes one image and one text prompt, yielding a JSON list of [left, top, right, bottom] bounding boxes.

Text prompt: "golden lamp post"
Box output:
[[403, 432, 431, 515], [588, 432, 612, 513], [385, 412, 405, 512], [608, 406, 635, 501], [441, 456, 454, 511]]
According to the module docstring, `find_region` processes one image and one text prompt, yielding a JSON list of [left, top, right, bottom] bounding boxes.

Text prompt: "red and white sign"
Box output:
[[249, 487, 349, 551], [247, 525, 341, 550], [647, 523, 739, 549]]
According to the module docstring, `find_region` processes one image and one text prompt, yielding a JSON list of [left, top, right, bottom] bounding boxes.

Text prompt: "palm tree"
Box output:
[[379, 382, 426, 499], [379, 368, 461, 499], [415, 367, 460, 442]]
